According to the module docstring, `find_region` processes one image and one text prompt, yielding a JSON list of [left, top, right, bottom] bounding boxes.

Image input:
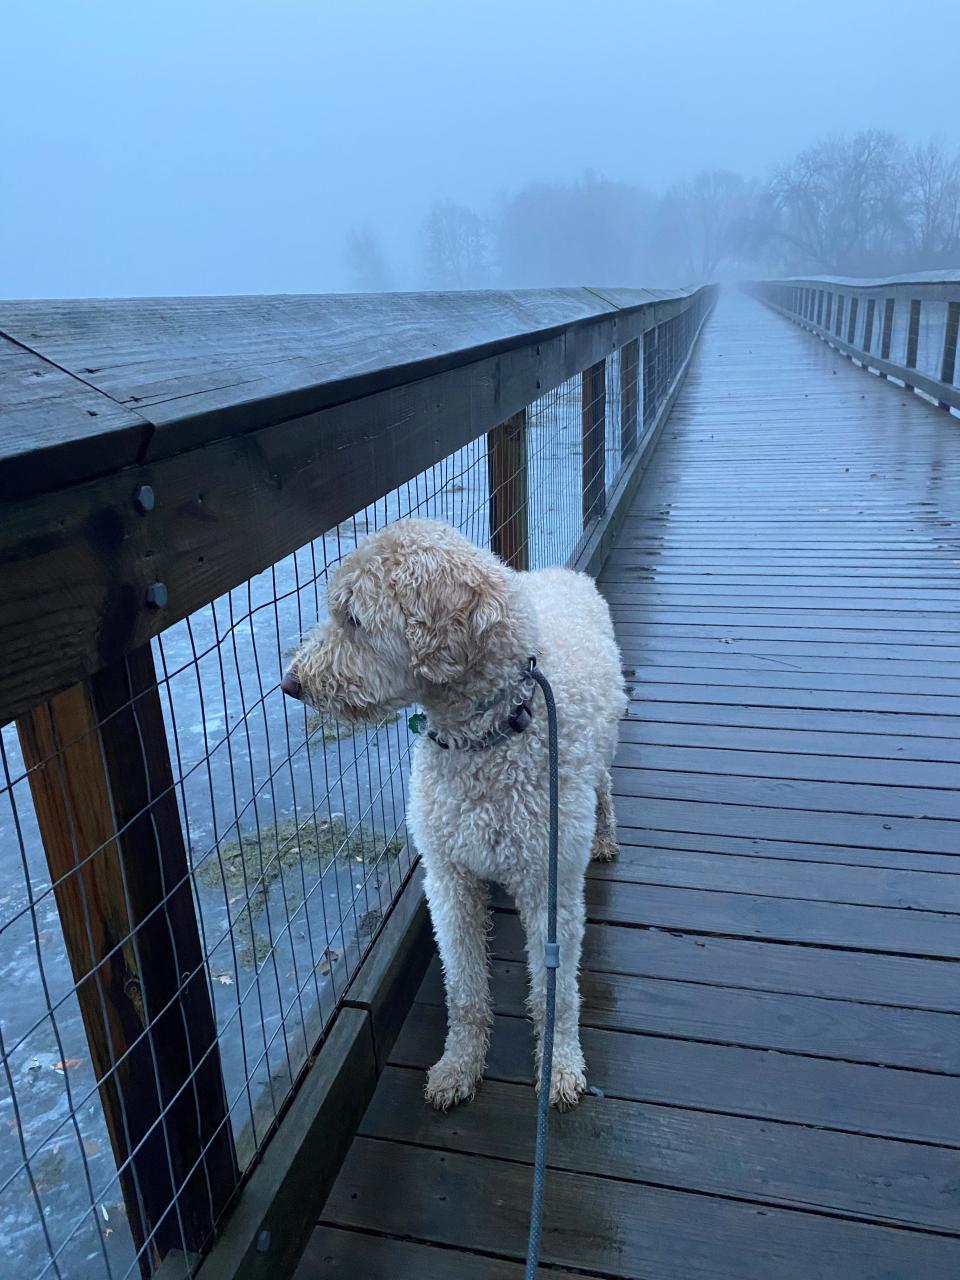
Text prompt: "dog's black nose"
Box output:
[[280, 671, 301, 699]]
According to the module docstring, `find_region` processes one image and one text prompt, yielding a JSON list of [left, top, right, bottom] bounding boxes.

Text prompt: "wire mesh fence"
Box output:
[[0, 313, 706, 1280]]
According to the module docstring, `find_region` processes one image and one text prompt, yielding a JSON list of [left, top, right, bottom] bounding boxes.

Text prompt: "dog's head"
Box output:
[[282, 519, 511, 722]]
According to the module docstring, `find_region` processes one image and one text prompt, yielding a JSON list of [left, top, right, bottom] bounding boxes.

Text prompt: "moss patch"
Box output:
[[196, 815, 404, 966]]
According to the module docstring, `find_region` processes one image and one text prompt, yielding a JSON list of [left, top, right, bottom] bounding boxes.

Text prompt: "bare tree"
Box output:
[[422, 200, 490, 288], [765, 130, 905, 274], [903, 138, 960, 265], [344, 224, 392, 292]]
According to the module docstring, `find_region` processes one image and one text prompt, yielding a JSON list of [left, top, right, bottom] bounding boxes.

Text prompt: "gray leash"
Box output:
[[525, 661, 559, 1280]]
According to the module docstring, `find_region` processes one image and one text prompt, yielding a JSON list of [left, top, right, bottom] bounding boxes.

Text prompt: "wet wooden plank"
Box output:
[[607, 586, 960, 611], [612, 824, 960, 873], [615, 739, 959, 787], [296, 1229, 583, 1279], [0, 334, 148, 499], [586, 876, 960, 954], [486, 910, 960, 1012], [615, 620, 960, 649], [321, 1139, 960, 1279], [586, 844, 960, 911], [621, 697, 959, 740], [616, 717, 960, 766], [362, 1067, 960, 1234], [623, 678, 959, 714], [614, 794, 960, 855], [392, 1006, 960, 1146], [416, 958, 960, 1072], [621, 662, 960, 696], [612, 606, 960, 633], [611, 765, 960, 822], [622, 644, 960, 679]]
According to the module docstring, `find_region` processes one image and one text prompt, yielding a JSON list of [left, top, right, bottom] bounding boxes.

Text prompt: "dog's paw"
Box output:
[[425, 1057, 481, 1111], [536, 1049, 588, 1111], [549, 1062, 587, 1111], [590, 833, 619, 862]]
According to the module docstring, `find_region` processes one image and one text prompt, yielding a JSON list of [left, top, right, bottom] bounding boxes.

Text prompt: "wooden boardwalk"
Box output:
[[295, 294, 960, 1278]]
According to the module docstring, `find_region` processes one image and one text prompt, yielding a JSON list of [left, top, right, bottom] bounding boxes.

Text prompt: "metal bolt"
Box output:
[[256, 1229, 271, 1254], [145, 581, 168, 609], [134, 484, 156, 513]]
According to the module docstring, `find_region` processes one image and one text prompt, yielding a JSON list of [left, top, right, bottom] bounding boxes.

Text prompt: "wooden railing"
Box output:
[[749, 271, 960, 412], [0, 283, 715, 1279]]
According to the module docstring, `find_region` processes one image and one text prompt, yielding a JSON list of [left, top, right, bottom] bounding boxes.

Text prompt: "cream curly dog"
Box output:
[[282, 518, 625, 1109]]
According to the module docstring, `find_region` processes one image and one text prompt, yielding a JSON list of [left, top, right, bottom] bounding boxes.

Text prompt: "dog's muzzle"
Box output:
[[280, 671, 302, 699]]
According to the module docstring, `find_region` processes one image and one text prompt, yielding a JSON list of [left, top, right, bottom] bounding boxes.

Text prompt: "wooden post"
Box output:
[[879, 297, 895, 376], [905, 299, 921, 390], [824, 292, 833, 331], [642, 326, 658, 429], [940, 301, 960, 409], [487, 409, 529, 571], [847, 296, 859, 346], [18, 644, 239, 1273], [816, 290, 824, 326], [619, 339, 640, 460], [581, 360, 607, 527], [835, 294, 845, 339], [863, 298, 876, 354]]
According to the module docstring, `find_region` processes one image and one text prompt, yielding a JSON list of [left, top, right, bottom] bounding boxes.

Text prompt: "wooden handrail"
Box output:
[[748, 276, 960, 413], [0, 285, 715, 727]]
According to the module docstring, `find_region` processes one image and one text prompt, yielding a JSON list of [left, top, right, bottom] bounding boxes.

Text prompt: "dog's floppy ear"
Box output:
[[393, 544, 509, 685]]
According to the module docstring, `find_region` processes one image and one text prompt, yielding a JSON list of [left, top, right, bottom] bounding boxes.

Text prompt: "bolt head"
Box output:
[[134, 484, 156, 513], [256, 1229, 271, 1253], [145, 581, 168, 609]]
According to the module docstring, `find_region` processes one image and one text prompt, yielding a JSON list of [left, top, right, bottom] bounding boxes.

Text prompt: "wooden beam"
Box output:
[[0, 292, 719, 729], [487, 410, 529, 571], [642, 326, 658, 428], [581, 360, 607, 527], [904, 299, 921, 390], [941, 302, 960, 409], [0, 287, 712, 500], [619, 339, 640, 459], [17, 644, 238, 1271]]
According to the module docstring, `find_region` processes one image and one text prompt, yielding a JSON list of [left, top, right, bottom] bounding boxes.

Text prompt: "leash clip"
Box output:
[[543, 941, 559, 970]]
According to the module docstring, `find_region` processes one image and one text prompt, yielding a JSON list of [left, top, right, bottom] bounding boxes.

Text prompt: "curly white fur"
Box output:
[[284, 518, 626, 1110]]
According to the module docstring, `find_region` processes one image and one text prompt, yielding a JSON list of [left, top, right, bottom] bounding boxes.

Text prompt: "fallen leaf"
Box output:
[[54, 1059, 81, 1073], [83, 1139, 101, 1157], [215, 974, 234, 985], [318, 948, 340, 976]]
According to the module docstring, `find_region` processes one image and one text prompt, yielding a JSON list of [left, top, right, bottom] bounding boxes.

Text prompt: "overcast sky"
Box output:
[[3, 0, 958, 297]]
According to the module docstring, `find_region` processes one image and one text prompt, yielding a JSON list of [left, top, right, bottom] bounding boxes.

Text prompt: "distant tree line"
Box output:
[[344, 131, 960, 290]]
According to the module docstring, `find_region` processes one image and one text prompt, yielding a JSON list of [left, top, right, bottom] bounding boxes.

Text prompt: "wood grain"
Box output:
[[18, 648, 238, 1266]]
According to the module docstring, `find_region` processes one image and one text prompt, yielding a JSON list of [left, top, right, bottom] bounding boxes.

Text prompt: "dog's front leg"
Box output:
[[423, 861, 492, 1110], [515, 878, 587, 1110]]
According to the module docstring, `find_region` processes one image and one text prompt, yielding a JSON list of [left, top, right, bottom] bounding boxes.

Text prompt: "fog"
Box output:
[[3, 0, 959, 298]]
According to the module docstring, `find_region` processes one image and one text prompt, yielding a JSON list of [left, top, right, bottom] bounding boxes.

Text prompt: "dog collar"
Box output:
[[408, 657, 538, 751]]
